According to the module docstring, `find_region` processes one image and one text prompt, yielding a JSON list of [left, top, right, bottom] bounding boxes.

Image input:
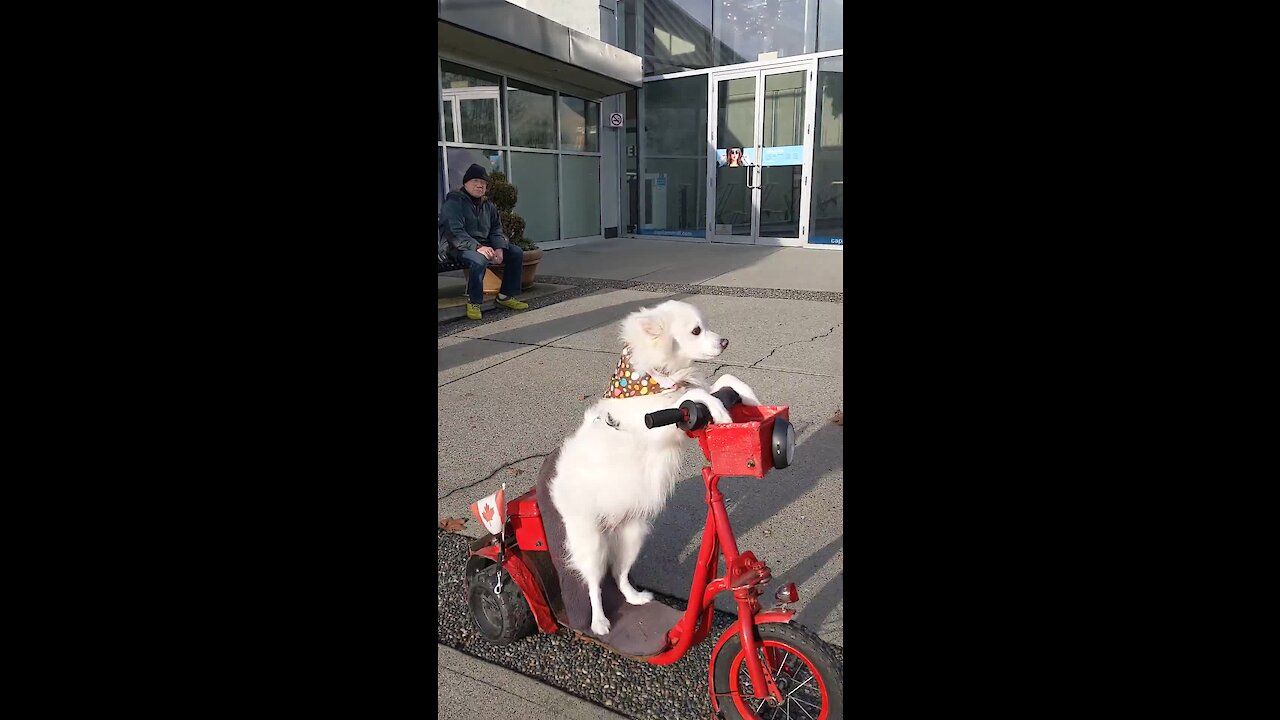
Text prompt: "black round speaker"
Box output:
[[771, 416, 795, 470]]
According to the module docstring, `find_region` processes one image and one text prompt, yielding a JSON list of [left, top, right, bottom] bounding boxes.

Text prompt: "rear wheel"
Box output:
[[467, 564, 536, 645], [712, 621, 843, 719]]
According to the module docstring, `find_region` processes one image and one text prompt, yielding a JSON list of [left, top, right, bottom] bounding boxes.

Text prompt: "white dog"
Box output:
[[548, 300, 760, 636]]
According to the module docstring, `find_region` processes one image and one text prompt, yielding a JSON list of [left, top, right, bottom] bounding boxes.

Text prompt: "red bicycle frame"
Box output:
[[644, 406, 795, 704]]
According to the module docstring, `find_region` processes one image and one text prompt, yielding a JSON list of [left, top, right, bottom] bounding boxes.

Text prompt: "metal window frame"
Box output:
[[629, 51, 843, 247], [706, 59, 815, 247], [644, 49, 843, 82], [505, 77, 558, 151], [439, 55, 608, 245]]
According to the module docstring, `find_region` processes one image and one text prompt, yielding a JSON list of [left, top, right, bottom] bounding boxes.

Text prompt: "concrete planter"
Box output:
[[482, 248, 542, 294]]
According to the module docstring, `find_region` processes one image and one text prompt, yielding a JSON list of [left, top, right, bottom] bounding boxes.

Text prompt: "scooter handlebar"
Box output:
[[644, 408, 685, 428], [644, 387, 742, 431]]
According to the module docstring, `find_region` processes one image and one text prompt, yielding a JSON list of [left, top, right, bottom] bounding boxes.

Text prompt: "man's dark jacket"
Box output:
[[438, 190, 510, 263]]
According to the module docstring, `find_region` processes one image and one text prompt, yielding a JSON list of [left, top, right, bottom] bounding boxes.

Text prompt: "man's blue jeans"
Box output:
[[460, 246, 523, 305]]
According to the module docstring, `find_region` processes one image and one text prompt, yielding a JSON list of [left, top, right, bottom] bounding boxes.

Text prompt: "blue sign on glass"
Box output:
[[761, 145, 804, 166]]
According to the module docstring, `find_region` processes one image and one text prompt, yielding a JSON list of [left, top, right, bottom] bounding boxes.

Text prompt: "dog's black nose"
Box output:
[[720, 338, 729, 349]]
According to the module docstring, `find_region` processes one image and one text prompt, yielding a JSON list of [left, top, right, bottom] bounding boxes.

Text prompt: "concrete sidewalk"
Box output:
[[438, 237, 843, 716], [532, 237, 843, 291]]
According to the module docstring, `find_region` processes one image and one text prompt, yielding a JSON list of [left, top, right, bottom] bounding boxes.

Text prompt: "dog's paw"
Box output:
[[708, 402, 733, 425], [712, 374, 761, 406], [681, 389, 734, 424], [623, 589, 654, 605], [591, 616, 612, 635]]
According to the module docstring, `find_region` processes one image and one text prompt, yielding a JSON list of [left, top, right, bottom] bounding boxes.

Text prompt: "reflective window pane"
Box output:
[[559, 96, 600, 152], [763, 71, 804, 148], [641, 76, 708, 236], [441, 61, 502, 145], [438, 146, 446, 210], [643, 0, 713, 74], [510, 152, 560, 243], [759, 71, 806, 238], [562, 155, 601, 238], [818, 0, 843, 51], [644, 158, 706, 236], [714, 0, 813, 65], [447, 148, 504, 191], [644, 76, 707, 156], [508, 79, 555, 149], [809, 57, 843, 245], [459, 98, 499, 145], [714, 76, 754, 238], [624, 0, 638, 54], [717, 76, 755, 150]]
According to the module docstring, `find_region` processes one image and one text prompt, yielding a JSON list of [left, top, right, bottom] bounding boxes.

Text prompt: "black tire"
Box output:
[[467, 564, 536, 646], [712, 621, 843, 719], [464, 535, 498, 595]]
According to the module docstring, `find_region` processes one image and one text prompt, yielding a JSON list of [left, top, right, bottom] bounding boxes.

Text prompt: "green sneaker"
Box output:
[[466, 303, 482, 320], [495, 296, 528, 311]]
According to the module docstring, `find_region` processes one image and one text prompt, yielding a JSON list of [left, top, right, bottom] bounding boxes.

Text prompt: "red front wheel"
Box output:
[[712, 621, 843, 719]]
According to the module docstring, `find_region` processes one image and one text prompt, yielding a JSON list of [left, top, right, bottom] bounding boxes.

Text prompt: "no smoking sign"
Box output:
[[608, 112, 624, 128]]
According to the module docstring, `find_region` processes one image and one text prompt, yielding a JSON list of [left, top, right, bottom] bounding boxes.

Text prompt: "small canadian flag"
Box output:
[[470, 486, 507, 535]]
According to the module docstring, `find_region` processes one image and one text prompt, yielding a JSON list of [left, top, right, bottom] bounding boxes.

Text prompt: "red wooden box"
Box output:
[[695, 405, 790, 478]]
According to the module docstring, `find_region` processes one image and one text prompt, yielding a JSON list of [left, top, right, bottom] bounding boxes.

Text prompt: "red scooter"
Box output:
[[464, 388, 843, 719]]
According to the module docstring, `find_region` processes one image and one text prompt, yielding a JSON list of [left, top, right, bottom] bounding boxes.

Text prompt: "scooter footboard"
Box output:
[[535, 448, 684, 657]]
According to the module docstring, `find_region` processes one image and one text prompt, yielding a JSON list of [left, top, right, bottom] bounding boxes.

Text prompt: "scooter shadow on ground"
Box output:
[[632, 421, 845, 634]]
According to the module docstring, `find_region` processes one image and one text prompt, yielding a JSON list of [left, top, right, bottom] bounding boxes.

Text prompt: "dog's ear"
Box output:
[[637, 313, 664, 337]]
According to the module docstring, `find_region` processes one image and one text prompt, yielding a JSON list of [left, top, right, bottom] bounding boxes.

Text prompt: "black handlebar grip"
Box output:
[[711, 387, 741, 410], [645, 408, 686, 429]]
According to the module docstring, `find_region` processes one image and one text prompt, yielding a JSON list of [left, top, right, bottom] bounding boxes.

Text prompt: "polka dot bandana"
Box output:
[[604, 347, 677, 399]]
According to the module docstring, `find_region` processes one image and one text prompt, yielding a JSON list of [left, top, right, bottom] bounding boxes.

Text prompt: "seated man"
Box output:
[[438, 164, 528, 320]]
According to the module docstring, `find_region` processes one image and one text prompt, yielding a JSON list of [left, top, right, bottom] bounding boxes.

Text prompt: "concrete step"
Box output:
[[438, 273, 575, 324]]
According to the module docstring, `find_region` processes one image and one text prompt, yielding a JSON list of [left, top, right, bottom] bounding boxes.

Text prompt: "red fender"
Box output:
[[707, 609, 797, 714], [469, 542, 558, 634]]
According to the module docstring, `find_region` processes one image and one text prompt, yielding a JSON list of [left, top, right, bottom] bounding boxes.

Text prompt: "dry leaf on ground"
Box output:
[[830, 410, 843, 426], [509, 468, 524, 476], [439, 517, 467, 532]]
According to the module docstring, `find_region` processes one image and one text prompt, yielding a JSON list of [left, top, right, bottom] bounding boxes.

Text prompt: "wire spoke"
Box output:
[[790, 694, 822, 711], [785, 674, 815, 699], [789, 696, 816, 720]]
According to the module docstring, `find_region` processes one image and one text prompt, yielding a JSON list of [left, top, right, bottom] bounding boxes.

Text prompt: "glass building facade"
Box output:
[[438, 0, 842, 248]]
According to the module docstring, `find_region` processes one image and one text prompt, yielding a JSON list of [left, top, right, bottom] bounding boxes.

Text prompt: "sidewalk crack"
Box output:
[[750, 323, 841, 368], [438, 453, 549, 500]]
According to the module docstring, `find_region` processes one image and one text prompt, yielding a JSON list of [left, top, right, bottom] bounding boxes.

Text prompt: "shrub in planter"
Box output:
[[483, 171, 543, 293]]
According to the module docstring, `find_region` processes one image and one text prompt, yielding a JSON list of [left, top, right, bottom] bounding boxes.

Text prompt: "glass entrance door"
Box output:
[[708, 60, 815, 246]]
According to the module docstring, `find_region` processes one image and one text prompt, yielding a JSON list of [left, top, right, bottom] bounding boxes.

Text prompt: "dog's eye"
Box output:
[[691, 327, 701, 335]]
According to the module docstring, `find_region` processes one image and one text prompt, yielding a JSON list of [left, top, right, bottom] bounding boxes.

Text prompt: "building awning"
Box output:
[[438, 0, 643, 99]]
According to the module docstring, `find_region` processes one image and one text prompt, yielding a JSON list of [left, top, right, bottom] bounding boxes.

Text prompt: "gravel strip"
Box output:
[[437, 529, 843, 720], [438, 278, 842, 339]]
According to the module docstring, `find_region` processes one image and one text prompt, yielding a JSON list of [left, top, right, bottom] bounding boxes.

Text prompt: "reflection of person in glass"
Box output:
[[726, 147, 744, 168]]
